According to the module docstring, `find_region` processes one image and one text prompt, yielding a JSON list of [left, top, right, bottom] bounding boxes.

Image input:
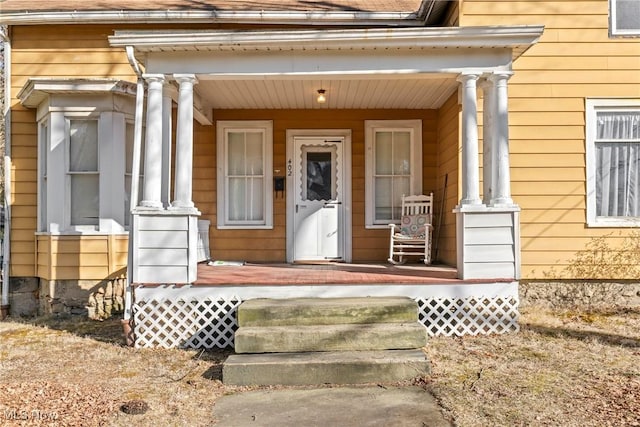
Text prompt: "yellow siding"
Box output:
[[435, 93, 460, 266], [461, 0, 640, 279], [36, 235, 128, 281], [9, 25, 136, 277]]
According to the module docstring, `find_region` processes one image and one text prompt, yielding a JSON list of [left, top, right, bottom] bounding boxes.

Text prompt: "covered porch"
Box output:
[[110, 25, 543, 348], [110, 25, 543, 284]]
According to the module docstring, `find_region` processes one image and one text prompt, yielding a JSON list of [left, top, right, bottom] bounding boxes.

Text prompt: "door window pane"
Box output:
[[306, 152, 333, 201]]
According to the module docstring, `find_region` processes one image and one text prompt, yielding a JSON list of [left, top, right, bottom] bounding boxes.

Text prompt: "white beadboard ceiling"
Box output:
[[195, 77, 458, 110]]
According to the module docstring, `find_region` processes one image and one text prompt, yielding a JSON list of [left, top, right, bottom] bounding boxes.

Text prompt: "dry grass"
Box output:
[[0, 306, 638, 426]]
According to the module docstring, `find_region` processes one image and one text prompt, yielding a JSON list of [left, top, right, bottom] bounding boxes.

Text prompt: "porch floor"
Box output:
[[191, 262, 473, 286]]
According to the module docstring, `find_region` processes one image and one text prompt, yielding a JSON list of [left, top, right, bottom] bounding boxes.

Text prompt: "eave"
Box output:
[[110, 25, 546, 62]]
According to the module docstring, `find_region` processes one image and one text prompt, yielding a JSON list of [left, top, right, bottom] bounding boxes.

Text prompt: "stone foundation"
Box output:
[[8, 277, 39, 317], [520, 281, 640, 310], [6, 276, 125, 319]]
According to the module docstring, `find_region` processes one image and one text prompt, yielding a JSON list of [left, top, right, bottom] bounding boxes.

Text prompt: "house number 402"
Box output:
[[287, 159, 293, 176]]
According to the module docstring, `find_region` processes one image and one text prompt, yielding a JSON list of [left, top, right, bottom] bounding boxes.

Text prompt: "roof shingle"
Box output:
[[0, 0, 425, 13]]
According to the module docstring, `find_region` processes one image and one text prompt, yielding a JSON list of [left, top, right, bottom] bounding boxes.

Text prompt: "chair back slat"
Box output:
[[401, 193, 433, 221]]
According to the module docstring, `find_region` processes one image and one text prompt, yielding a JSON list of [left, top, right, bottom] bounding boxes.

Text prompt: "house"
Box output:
[[0, 1, 638, 348]]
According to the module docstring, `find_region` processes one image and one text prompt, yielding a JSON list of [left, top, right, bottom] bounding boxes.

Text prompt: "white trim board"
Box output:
[[134, 281, 519, 301]]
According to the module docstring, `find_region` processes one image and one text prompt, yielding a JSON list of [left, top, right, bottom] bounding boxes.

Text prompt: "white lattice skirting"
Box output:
[[132, 283, 519, 349]]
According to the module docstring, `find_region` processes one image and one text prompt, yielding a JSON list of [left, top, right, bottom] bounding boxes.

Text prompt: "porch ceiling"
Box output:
[[195, 75, 458, 110]]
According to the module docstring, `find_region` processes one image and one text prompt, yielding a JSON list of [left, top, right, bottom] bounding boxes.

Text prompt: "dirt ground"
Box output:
[[0, 306, 638, 426]]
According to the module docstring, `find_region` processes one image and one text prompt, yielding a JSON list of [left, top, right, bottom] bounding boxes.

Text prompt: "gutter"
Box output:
[[122, 46, 145, 345], [0, 10, 423, 27], [1, 26, 11, 319]]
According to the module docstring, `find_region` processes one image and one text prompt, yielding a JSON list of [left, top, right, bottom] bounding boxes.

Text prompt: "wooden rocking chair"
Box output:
[[388, 193, 434, 265]]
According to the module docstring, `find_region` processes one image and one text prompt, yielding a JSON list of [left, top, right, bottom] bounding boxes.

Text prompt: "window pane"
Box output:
[[125, 123, 135, 174], [245, 132, 264, 176], [228, 177, 246, 221], [615, 0, 640, 31], [248, 177, 264, 221], [228, 132, 245, 175], [597, 111, 640, 140], [375, 131, 393, 175], [394, 131, 411, 175], [71, 174, 99, 226], [596, 142, 640, 217], [69, 120, 98, 172], [306, 152, 333, 201], [375, 177, 392, 221]]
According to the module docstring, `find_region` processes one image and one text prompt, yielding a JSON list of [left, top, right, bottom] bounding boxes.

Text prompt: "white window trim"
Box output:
[[364, 119, 422, 229], [609, 0, 640, 37], [586, 98, 640, 227], [37, 118, 49, 233], [40, 109, 132, 234], [216, 120, 273, 229]]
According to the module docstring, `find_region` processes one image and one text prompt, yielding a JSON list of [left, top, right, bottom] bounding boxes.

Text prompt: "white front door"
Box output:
[[291, 136, 345, 261]]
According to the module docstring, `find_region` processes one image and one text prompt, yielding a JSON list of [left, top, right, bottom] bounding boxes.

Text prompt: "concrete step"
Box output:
[[237, 297, 418, 327], [223, 349, 431, 386], [235, 322, 427, 353]]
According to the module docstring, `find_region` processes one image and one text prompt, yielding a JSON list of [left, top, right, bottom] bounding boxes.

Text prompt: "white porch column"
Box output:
[[161, 84, 173, 208], [172, 74, 197, 209], [141, 74, 165, 209], [489, 72, 514, 206], [480, 78, 495, 205], [457, 73, 483, 206]]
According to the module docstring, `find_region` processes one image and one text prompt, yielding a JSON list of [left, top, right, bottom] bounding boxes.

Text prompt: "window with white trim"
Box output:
[[365, 120, 422, 228], [610, 0, 640, 37], [37, 105, 137, 233], [586, 99, 640, 227], [217, 121, 273, 229]]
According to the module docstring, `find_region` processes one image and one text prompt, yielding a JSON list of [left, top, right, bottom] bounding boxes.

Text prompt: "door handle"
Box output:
[[296, 204, 307, 213]]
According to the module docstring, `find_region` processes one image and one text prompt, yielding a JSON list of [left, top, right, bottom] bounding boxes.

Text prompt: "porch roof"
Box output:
[[110, 25, 543, 111]]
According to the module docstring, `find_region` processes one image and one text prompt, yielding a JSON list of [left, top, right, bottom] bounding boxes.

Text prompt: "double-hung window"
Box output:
[[68, 119, 100, 228], [609, 0, 640, 37], [586, 99, 640, 226], [365, 120, 422, 228], [217, 121, 273, 229]]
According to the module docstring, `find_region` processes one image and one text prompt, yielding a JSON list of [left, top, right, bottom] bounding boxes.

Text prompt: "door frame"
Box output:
[[286, 129, 352, 263]]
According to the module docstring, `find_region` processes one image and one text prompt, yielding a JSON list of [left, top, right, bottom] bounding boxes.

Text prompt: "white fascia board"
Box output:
[[18, 78, 137, 108], [0, 10, 421, 26], [110, 25, 545, 61]]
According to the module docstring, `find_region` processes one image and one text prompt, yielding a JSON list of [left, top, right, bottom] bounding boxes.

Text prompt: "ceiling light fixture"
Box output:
[[316, 89, 326, 104]]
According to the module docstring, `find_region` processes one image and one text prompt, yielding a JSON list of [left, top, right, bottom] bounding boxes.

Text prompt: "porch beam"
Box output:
[[457, 73, 483, 206]]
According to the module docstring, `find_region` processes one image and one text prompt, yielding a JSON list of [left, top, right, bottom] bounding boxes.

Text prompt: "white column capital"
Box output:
[[143, 73, 166, 84], [488, 71, 514, 83], [173, 74, 198, 85], [457, 72, 481, 83]]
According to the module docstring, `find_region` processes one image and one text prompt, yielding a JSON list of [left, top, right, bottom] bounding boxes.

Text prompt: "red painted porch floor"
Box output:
[[192, 262, 468, 286]]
